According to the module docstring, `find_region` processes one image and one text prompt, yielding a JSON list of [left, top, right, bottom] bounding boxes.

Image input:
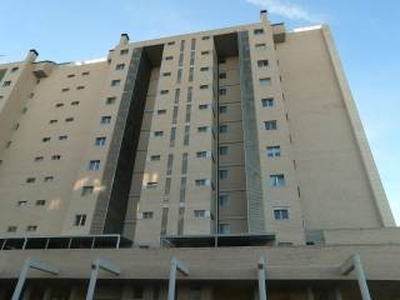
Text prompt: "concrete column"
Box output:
[[340, 253, 371, 300], [168, 258, 189, 300], [257, 256, 267, 300]]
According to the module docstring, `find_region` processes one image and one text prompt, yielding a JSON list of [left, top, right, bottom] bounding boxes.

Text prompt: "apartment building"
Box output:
[[0, 11, 398, 300]]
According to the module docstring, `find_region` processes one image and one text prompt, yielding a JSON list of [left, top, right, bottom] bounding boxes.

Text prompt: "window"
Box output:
[[219, 195, 230, 206], [74, 214, 86, 226], [187, 87, 193, 102], [71, 101, 80, 106], [219, 73, 227, 79], [180, 40, 185, 51], [184, 125, 190, 146], [115, 63, 125, 70], [165, 56, 173, 60], [274, 208, 289, 220], [58, 135, 68, 140], [200, 84, 209, 89], [7, 226, 17, 233], [170, 127, 176, 147], [61, 88, 70, 92], [51, 155, 61, 160], [82, 71, 90, 76], [120, 49, 129, 55], [150, 154, 161, 161], [95, 137, 106, 146], [106, 97, 116, 105], [190, 51, 195, 66], [219, 223, 231, 234], [81, 186, 94, 196], [201, 51, 210, 55], [198, 104, 209, 110], [36, 199, 46, 206], [178, 53, 184, 67], [197, 126, 209, 133], [157, 109, 167, 115], [11, 66, 19, 72], [196, 151, 209, 158], [142, 211, 153, 219], [17, 200, 28, 207], [194, 210, 206, 219], [195, 179, 208, 186], [76, 86, 85, 90], [167, 41, 175, 45], [145, 182, 158, 189], [255, 43, 267, 50], [185, 104, 191, 123], [42, 137, 51, 142], [65, 117, 74, 122], [111, 79, 121, 86], [200, 67, 209, 72], [88, 160, 101, 171], [191, 38, 196, 50], [26, 177, 36, 184], [26, 225, 38, 232], [3, 81, 11, 87], [166, 154, 174, 175], [176, 69, 182, 83], [219, 125, 228, 133], [202, 36, 210, 40], [254, 28, 264, 35], [35, 156, 44, 162], [153, 131, 164, 137], [219, 146, 228, 155], [219, 170, 228, 180], [219, 88, 227, 95], [160, 89, 169, 94], [100, 116, 112, 124], [219, 59, 226, 64], [55, 103, 64, 108], [257, 60, 269, 67], [219, 106, 227, 114], [269, 174, 285, 187], [261, 98, 274, 107], [162, 72, 171, 77], [264, 120, 277, 130], [259, 77, 272, 86], [266, 146, 280, 157], [44, 176, 54, 182], [188, 67, 194, 82]]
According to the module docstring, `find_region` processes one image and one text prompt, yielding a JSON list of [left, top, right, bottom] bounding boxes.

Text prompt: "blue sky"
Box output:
[[1, 0, 399, 224]]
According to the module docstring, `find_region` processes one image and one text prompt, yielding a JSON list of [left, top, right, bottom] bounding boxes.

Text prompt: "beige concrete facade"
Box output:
[[0, 12, 398, 300]]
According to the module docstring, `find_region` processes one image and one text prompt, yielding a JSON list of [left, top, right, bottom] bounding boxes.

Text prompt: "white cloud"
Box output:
[[245, 0, 318, 22]]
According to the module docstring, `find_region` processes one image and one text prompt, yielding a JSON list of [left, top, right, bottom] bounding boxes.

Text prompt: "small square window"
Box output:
[[157, 109, 167, 115], [3, 81, 12, 87], [26, 177, 36, 184], [106, 97, 116, 105], [160, 90, 169, 94], [120, 49, 129, 55], [150, 154, 161, 161], [219, 106, 227, 114], [145, 182, 158, 189], [254, 28, 264, 35], [71, 101, 80, 106], [269, 174, 285, 187], [162, 72, 171, 77], [274, 209, 289, 220], [61, 88, 70, 92], [259, 78, 272, 86], [219, 73, 227, 79], [44, 176, 54, 182], [219, 170, 228, 180], [198, 104, 209, 110], [200, 67, 209, 72], [257, 60, 269, 67], [261, 98, 274, 107], [200, 85, 209, 89], [142, 211, 154, 219], [51, 155, 61, 160], [219, 59, 226, 64], [17, 200, 28, 207], [76, 86, 85, 90], [11, 66, 19, 72], [201, 51, 210, 55], [196, 151, 208, 158], [167, 41, 176, 46], [219, 125, 228, 134], [219, 146, 228, 155], [7, 226, 17, 233], [88, 160, 101, 171], [65, 117, 74, 122], [81, 186, 94, 196], [264, 120, 277, 130], [95, 137, 106, 146], [219, 88, 227, 95], [255, 43, 267, 50], [74, 214, 87, 226], [194, 210, 206, 219], [219, 223, 231, 234], [111, 79, 121, 86], [266, 146, 280, 157], [195, 179, 208, 186], [36, 199, 46, 206], [55, 103, 64, 108], [58, 135, 68, 140], [153, 131, 164, 137], [116, 64, 125, 70], [82, 71, 90, 76], [197, 126, 209, 133], [219, 195, 230, 206], [202, 36, 210, 40], [165, 56, 173, 60], [100, 116, 112, 124], [42, 137, 51, 142], [26, 225, 38, 232], [35, 156, 44, 162]]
